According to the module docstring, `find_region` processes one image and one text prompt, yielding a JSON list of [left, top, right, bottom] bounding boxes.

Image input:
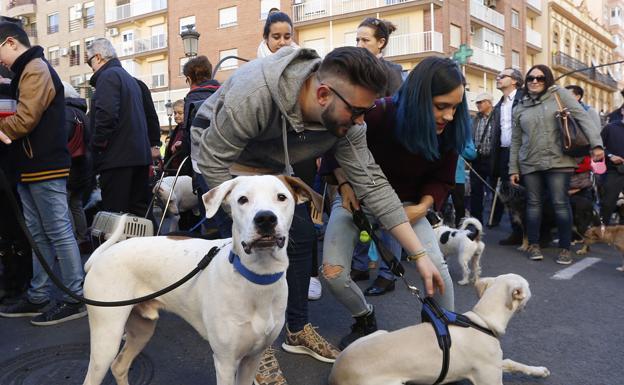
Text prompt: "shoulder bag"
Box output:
[[553, 92, 590, 157]]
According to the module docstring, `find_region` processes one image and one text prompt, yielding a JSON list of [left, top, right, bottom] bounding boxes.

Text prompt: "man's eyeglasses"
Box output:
[[86, 54, 97, 68], [322, 83, 376, 122], [526, 75, 546, 83], [0, 37, 13, 48], [496, 74, 511, 80]]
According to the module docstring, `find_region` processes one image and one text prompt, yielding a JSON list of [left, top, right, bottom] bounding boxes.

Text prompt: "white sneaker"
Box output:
[[308, 277, 322, 301]]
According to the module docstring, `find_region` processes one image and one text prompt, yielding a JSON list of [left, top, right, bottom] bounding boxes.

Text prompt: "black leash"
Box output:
[[0, 167, 219, 307], [350, 206, 496, 384]]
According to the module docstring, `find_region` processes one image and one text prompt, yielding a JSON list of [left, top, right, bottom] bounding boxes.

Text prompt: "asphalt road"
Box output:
[[0, 222, 622, 385]]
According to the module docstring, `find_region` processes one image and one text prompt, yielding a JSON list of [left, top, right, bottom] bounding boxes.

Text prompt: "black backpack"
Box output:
[[185, 84, 220, 130]]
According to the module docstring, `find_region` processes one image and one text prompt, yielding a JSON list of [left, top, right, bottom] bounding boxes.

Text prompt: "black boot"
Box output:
[[498, 231, 523, 246], [339, 308, 377, 349]]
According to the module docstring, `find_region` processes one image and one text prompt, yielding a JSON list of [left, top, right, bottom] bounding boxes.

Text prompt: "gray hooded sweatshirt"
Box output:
[[190, 47, 409, 230]]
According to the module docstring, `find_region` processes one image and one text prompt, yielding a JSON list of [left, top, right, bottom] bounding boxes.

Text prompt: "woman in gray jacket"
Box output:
[[509, 64, 604, 264]]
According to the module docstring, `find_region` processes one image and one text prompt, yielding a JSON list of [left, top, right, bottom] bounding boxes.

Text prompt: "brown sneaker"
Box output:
[[254, 346, 287, 385], [527, 244, 544, 261], [281, 323, 340, 363], [556, 249, 573, 265]]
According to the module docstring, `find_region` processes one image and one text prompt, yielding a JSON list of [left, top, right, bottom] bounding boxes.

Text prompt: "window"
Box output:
[[450, 24, 461, 48], [153, 99, 166, 113], [511, 50, 520, 69], [260, 0, 281, 19], [69, 41, 81, 66], [84, 37, 94, 62], [48, 46, 60, 66], [553, 31, 559, 51], [511, 10, 519, 29], [302, 38, 326, 57], [219, 6, 237, 28], [48, 13, 59, 34], [69, 4, 82, 32], [150, 24, 166, 50], [219, 48, 239, 70], [84, 2, 95, 29], [179, 16, 196, 34], [150, 61, 166, 88], [180, 57, 190, 76]]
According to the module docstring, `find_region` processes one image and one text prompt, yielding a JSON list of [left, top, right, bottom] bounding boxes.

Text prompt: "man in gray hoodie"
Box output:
[[191, 46, 444, 384]]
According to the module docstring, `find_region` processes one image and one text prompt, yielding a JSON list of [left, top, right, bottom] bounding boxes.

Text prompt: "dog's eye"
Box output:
[[238, 196, 248, 205], [277, 193, 287, 202]]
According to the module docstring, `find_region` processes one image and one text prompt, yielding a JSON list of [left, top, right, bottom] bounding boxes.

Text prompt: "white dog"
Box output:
[[153, 175, 198, 232], [83, 175, 318, 385], [425, 212, 485, 285], [329, 274, 550, 385]]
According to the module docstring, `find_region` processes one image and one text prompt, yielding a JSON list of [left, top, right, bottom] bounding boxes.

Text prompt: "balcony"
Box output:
[[5, 0, 36, 18], [552, 52, 618, 90], [115, 34, 167, 58], [106, 0, 167, 24], [136, 73, 167, 90], [611, 16, 623, 28], [384, 31, 444, 57], [552, 51, 588, 73], [526, 0, 541, 14], [526, 27, 542, 49], [593, 71, 618, 90], [47, 24, 59, 34], [470, 0, 505, 31], [470, 45, 505, 72], [292, 0, 422, 23], [83, 15, 95, 29]]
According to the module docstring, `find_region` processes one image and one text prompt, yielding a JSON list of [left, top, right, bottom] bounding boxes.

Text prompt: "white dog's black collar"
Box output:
[[229, 251, 284, 285]]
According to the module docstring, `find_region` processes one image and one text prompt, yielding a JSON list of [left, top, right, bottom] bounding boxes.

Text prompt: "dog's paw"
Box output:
[[576, 249, 588, 255], [517, 245, 529, 252], [534, 367, 550, 377], [458, 279, 470, 285]]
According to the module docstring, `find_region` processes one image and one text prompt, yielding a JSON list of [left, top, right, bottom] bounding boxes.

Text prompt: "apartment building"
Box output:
[[538, 0, 617, 113], [603, 0, 624, 109], [4, 0, 105, 98]]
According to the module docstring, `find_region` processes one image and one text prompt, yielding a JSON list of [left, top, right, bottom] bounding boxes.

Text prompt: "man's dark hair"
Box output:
[[565, 85, 584, 100], [183, 55, 212, 85], [0, 22, 30, 48], [318, 46, 386, 96], [506, 68, 524, 89], [262, 12, 293, 39]]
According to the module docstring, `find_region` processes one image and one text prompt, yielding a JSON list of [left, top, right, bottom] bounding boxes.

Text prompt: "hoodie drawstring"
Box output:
[[281, 115, 294, 176]]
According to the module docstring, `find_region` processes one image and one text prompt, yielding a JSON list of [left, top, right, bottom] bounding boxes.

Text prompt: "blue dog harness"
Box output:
[[228, 251, 284, 285], [419, 297, 497, 385]]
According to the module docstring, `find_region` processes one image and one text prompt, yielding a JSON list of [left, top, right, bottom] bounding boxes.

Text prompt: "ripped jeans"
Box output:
[[321, 195, 454, 317]]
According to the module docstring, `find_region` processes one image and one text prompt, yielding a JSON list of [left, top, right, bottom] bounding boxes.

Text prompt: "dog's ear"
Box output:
[[277, 176, 323, 213], [202, 179, 237, 219], [474, 277, 494, 298], [506, 283, 529, 311]]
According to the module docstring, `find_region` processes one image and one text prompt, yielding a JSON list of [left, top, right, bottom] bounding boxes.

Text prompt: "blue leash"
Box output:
[[188, 217, 207, 232]]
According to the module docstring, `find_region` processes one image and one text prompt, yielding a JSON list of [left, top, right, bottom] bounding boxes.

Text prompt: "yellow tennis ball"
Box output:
[[359, 230, 371, 243]]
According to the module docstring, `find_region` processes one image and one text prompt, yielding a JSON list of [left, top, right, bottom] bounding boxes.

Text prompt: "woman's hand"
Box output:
[[610, 155, 624, 165], [0, 129, 11, 145], [339, 182, 360, 212], [171, 140, 182, 153], [510, 174, 520, 186], [414, 254, 445, 297], [405, 203, 429, 223], [592, 147, 605, 162]]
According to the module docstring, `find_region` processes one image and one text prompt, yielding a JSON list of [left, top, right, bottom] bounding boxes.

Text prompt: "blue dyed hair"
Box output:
[[393, 56, 470, 161]]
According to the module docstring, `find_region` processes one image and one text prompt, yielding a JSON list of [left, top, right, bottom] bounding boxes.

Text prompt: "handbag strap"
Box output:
[[553, 91, 566, 114]]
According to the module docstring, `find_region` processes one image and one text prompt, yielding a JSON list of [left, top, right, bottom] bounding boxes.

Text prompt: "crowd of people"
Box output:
[[0, 9, 621, 385]]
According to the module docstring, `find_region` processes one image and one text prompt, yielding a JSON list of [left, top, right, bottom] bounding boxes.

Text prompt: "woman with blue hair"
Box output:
[[320, 56, 471, 349]]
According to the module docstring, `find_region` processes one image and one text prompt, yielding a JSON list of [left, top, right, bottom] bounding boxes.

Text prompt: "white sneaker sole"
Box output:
[[281, 342, 335, 363], [30, 310, 87, 326], [0, 311, 43, 318]]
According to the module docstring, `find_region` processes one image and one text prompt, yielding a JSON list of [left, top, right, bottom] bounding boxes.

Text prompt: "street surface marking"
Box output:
[[551, 257, 601, 280]]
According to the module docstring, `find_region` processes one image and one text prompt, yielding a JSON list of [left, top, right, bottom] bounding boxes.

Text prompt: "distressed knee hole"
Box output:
[[322, 264, 343, 279]]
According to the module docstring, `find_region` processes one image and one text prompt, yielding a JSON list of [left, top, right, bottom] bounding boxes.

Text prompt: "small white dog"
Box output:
[[425, 212, 485, 285], [329, 274, 550, 385], [83, 175, 318, 385], [153, 175, 198, 232]]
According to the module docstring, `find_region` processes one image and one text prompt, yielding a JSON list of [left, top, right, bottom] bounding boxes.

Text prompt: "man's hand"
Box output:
[[0, 129, 11, 145], [339, 183, 360, 212], [151, 146, 161, 161], [610, 155, 624, 165], [510, 174, 520, 186], [414, 255, 445, 297], [592, 147, 605, 162]]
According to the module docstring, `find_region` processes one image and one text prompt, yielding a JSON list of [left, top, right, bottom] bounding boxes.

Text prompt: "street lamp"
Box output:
[[165, 99, 173, 133], [180, 24, 200, 58]]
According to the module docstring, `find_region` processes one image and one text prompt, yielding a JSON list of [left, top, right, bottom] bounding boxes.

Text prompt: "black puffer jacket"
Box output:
[[65, 97, 94, 193]]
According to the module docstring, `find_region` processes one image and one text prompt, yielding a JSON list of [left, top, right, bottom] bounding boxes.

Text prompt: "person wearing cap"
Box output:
[[469, 92, 495, 224]]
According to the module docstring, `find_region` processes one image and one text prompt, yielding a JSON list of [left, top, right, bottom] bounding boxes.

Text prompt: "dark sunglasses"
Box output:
[[526, 75, 546, 83], [496, 74, 511, 80], [322, 84, 376, 122], [86, 54, 97, 68]]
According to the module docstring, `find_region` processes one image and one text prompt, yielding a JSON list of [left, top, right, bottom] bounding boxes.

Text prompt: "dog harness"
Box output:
[[420, 297, 497, 385], [229, 251, 284, 285]]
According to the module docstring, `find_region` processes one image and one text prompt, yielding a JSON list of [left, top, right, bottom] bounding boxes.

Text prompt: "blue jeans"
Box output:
[[195, 172, 232, 238], [523, 170, 573, 249], [322, 195, 454, 316], [18, 179, 84, 304]]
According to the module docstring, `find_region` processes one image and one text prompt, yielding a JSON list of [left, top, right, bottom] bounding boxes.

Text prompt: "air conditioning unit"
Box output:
[[108, 27, 119, 37], [60, 47, 69, 56], [485, 0, 497, 9], [17, 15, 30, 25]]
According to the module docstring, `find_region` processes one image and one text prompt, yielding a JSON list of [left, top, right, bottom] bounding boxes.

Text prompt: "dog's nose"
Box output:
[[254, 210, 277, 233]]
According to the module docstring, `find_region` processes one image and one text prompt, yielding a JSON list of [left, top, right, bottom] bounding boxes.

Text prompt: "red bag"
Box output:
[[67, 112, 86, 158]]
